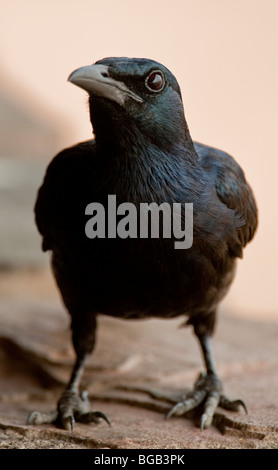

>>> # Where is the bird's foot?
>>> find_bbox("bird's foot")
[28,389,111,431]
[167,372,247,430]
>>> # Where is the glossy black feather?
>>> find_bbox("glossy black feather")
[35,57,257,335]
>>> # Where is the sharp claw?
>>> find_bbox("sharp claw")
[166,408,175,420]
[166,402,183,420]
[166,388,208,421]
[200,414,206,431]
[219,395,248,414]
[70,415,75,431]
[200,411,214,430]
[236,399,248,414]
[93,411,112,426]
[62,414,75,432]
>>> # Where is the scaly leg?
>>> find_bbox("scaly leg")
[28,313,110,430]
[167,333,247,429]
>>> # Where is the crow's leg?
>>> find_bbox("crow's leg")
[167,331,247,429]
[28,313,110,430]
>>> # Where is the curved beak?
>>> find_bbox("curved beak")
[68,64,143,106]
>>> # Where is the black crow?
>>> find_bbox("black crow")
[29,57,257,431]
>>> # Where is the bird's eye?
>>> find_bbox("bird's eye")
[145,71,165,92]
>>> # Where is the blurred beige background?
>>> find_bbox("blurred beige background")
[0,0,277,320]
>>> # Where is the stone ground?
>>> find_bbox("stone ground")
[0,268,277,450]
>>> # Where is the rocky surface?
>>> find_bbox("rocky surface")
[0,269,277,449]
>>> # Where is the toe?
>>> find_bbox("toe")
[200,391,220,430]
[27,411,42,425]
[219,395,248,414]
[61,414,75,431]
[27,410,58,425]
[166,388,206,420]
[78,410,111,426]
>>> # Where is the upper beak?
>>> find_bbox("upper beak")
[68,64,143,106]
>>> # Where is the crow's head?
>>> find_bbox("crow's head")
[68,57,190,149]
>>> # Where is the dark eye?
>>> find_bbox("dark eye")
[145,71,165,92]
